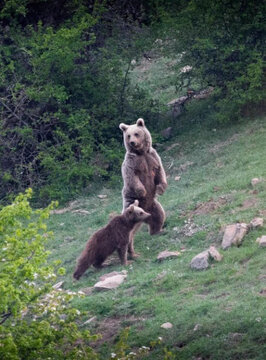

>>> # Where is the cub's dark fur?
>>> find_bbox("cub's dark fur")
[73,201,150,280]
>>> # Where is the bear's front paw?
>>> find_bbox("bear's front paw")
[156,184,166,195]
[136,187,147,198]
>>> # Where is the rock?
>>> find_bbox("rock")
[52,281,64,290]
[161,322,173,329]
[161,127,173,139]
[221,223,248,250]
[175,176,181,181]
[193,324,201,331]
[98,194,107,199]
[81,287,94,295]
[249,217,263,229]
[259,289,266,297]
[94,271,127,291]
[72,209,90,215]
[208,246,223,261]
[83,316,97,325]
[256,235,266,247]
[157,250,180,261]
[190,250,210,270]
[99,270,127,282]
[251,178,261,186]
[229,333,244,342]
[155,270,167,281]
[190,246,223,270]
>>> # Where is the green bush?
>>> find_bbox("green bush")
[0,189,101,359]
[155,0,265,123]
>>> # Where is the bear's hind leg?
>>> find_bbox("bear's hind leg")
[146,200,165,235]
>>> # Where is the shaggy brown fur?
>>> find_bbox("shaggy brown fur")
[119,118,167,258]
[73,201,150,280]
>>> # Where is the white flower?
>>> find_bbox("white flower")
[111,353,116,358]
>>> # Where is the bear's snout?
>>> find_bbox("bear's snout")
[130,141,136,146]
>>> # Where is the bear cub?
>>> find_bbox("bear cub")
[73,200,150,280]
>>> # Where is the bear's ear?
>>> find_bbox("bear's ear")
[133,200,139,207]
[136,118,145,127]
[119,123,129,132]
[128,204,134,214]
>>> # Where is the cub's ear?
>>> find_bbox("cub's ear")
[133,200,139,207]
[136,118,145,127]
[128,204,134,213]
[119,123,129,132]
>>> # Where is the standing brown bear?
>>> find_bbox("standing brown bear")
[119,118,167,258]
[73,200,150,280]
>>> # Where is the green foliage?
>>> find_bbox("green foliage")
[0,0,156,205]
[0,189,100,359]
[155,0,265,123]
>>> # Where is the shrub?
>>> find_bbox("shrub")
[0,189,99,359]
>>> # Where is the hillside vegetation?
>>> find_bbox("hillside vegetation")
[0,1,265,358]
[47,114,266,359]
[0,0,264,204]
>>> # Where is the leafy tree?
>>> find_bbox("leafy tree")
[154,0,265,122]
[0,0,156,204]
[0,189,100,359]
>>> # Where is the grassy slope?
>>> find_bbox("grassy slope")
[47,115,266,359]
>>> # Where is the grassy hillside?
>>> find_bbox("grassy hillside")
[46,115,266,359]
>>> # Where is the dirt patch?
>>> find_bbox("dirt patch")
[174,218,205,237]
[241,197,258,210]
[93,317,121,346]
[209,134,239,153]
[188,196,228,217]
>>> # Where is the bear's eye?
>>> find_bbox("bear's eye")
[134,133,139,137]
[140,212,143,215]
[128,135,130,139]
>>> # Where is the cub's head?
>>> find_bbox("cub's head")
[125,200,151,222]
[119,118,152,154]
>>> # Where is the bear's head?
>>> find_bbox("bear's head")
[125,200,151,222]
[119,118,152,154]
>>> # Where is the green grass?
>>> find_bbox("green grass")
[47,116,266,359]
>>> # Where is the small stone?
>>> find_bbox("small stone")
[83,316,97,325]
[157,250,180,261]
[99,270,127,282]
[259,289,266,297]
[155,270,167,281]
[52,281,64,289]
[193,324,201,331]
[94,271,127,291]
[251,178,261,186]
[98,194,107,199]
[222,223,248,250]
[81,287,94,295]
[249,217,263,229]
[190,250,210,270]
[72,209,90,215]
[229,333,243,342]
[161,322,173,329]
[256,235,266,247]
[175,176,181,181]
[208,246,223,261]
